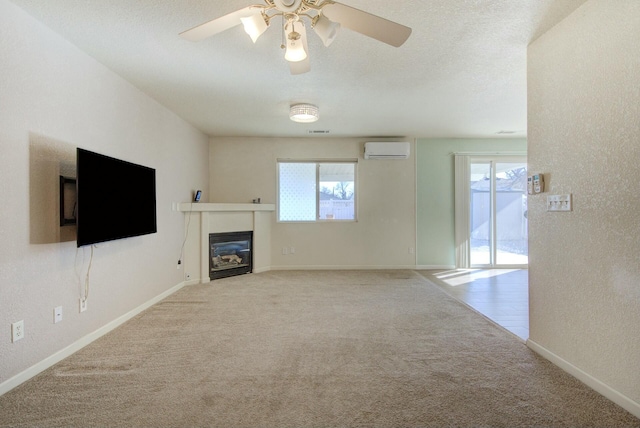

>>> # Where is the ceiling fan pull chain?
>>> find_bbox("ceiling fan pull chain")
[280,14,286,50]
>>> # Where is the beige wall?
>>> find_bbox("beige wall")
[0,0,209,386]
[209,137,416,269]
[528,0,640,409]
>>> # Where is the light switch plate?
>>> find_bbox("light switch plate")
[54,306,63,323]
[547,194,572,212]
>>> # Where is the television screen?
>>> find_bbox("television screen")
[76,148,157,247]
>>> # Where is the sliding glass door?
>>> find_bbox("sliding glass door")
[469,158,528,267]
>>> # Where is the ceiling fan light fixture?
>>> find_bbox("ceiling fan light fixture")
[290,104,319,123]
[284,22,308,62]
[313,15,340,47]
[181,0,412,75]
[241,12,269,43]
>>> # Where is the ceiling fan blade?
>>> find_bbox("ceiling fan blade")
[180,6,257,42]
[321,2,411,47]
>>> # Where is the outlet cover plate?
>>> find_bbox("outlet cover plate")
[11,320,24,342]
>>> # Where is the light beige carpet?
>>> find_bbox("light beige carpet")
[0,270,638,427]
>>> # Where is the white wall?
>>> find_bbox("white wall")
[528,0,640,413]
[0,0,209,388]
[209,137,416,269]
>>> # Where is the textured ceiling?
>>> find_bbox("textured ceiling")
[9,0,587,138]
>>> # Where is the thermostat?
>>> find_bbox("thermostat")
[527,174,544,194]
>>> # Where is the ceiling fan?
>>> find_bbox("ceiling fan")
[180,0,412,74]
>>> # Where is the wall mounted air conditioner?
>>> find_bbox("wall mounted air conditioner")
[364,142,410,160]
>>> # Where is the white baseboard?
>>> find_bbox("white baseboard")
[271,265,419,271]
[199,266,420,276]
[527,339,640,419]
[0,281,187,397]
[194,266,453,278]
[415,265,456,270]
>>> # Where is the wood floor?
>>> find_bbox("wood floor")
[420,269,529,341]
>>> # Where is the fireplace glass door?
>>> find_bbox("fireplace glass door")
[209,231,252,280]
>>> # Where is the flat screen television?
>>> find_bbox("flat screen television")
[76,148,157,247]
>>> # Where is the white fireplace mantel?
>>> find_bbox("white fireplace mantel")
[179,203,275,283]
[178,203,275,213]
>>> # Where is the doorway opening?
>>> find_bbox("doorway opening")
[469,158,528,267]
[455,155,528,269]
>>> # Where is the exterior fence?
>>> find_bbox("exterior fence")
[471,191,528,254]
[319,199,355,220]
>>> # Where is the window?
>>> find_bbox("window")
[278,161,357,222]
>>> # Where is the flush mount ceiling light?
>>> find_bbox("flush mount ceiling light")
[290,103,319,123]
[180,0,412,75]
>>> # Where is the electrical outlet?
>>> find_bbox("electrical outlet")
[282,247,288,255]
[185,273,191,280]
[54,306,63,323]
[290,247,296,254]
[409,247,415,254]
[79,298,88,313]
[11,320,24,343]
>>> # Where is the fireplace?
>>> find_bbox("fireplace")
[209,231,253,280]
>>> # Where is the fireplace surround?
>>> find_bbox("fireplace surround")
[178,203,275,283]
